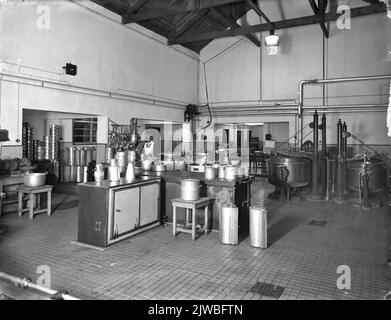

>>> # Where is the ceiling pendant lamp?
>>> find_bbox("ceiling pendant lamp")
[265,30,280,55]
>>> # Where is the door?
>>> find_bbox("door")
[112,187,140,239]
[139,183,160,227]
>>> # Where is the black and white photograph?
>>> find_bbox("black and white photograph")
[0,0,390,307]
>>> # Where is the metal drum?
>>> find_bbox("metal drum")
[74,148,81,166]
[220,204,238,245]
[181,179,200,201]
[268,155,312,187]
[68,147,76,165]
[62,165,72,182]
[346,156,387,193]
[249,206,267,248]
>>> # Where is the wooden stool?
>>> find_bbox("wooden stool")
[171,197,212,241]
[18,185,53,220]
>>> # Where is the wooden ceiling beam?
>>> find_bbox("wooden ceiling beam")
[246,0,274,28]
[209,7,260,47]
[308,0,329,38]
[122,0,149,23]
[168,3,386,45]
[123,0,246,24]
[171,10,210,38]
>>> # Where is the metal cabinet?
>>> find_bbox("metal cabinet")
[111,187,140,239]
[78,178,161,247]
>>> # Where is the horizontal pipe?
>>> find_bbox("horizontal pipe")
[0,272,80,300]
[303,104,388,109]
[0,72,188,110]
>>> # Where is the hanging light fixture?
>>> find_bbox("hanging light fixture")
[265,30,280,55]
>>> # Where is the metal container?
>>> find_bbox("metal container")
[62,165,72,182]
[225,165,237,181]
[142,159,153,171]
[23,173,46,188]
[80,147,87,166]
[74,148,81,166]
[175,160,187,171]
[346,156,387,193]
[242,166,250,177]
[106,147,114,164]
[205,166,216,180]
[249,206,267,248]
[68,147,76,165]
[218,166,225,179]
[181,179,200,201]
[153,164,167,172]
[134,166,143,176]
[70,166,76,182]
[115,152,127,176]
[128,150,137,163]
[76,166,84,183]
[268,155,312,187]
[220,204,238,245]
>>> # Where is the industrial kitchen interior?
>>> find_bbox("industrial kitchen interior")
[0,0,391,304]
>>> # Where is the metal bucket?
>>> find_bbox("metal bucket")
[181,179,200,201]
[220,204,238,245]
[249,206,267,248]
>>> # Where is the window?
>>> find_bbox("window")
[73,118,97,144]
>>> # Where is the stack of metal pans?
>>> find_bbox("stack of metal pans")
[44,136,50,160]
[49,125,61,160]
[22,122,34,159]
[32,140,45,160]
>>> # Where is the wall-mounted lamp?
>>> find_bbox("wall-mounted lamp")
[265,30,280,55]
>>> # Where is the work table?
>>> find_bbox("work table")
[79,176,160,189]
[140,170,252,187]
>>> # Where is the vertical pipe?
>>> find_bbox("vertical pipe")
[336,119,344,200]
[322,114,327,156]
[312,110,319,197]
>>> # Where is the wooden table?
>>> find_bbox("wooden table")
[17,185,53,220]
[0,174,24,218]
[171,197,212,241]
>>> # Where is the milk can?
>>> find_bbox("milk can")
[204,166,216,180]
[249,206,267,248]
[220,204,238,245]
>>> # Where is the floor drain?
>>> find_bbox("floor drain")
[309,220,328,227]
[250,281,285,299]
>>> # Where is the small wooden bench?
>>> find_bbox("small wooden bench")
[171,197,212,241]
[18,185,53,220]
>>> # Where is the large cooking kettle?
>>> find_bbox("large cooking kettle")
[268,152,312,188]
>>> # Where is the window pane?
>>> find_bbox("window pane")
[73,118,98,144]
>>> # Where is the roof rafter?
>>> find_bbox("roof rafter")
[308,0,329,38]
[122,0,246,24]
[168,3,387,45]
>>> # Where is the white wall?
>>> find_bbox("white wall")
[0,0,199,158]
[199,0,391,147]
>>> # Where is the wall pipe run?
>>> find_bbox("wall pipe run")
[311,111,320,198]
[298,74,391,149]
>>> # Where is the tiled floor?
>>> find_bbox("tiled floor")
[0,178,390,300]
